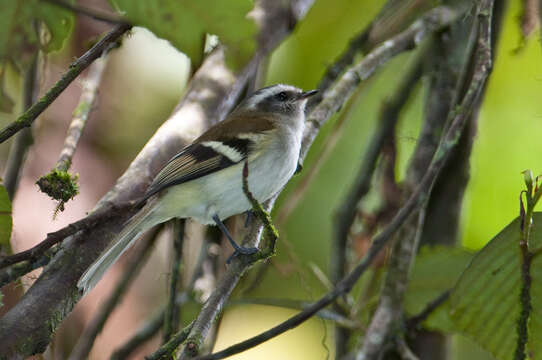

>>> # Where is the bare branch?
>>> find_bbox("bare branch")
[163,220,186,344]
[299,6,457,161]
[0,24,130,144]
[310,0,437,108]
[146,322,195,360]
[0,248,58,288]
[0,201,133,270]
[406,289,451,331]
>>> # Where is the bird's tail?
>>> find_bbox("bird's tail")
[77,199,160,294]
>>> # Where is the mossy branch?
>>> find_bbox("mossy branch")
[515,169,542,360]
[241,161,279,260]
[36,54,109,213]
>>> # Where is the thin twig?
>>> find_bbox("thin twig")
[146,322,195,360]
[36,56,109,210]
[41,0,128,25]
[406,289,451,331]
[111,310,168,360]
[233,298,361,329]
[309,0,437,109]
[163,220,186,345]
[3,54,38,200]
[68,226,161,360]
[299,6,457,161]
[191,4,492,358]
[59,57,107,172]
[0,201,134,270]
[0,248,58,288]
[0,24,131,144]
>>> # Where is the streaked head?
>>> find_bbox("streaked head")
[240,84,318,117]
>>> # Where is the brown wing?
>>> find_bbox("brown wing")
[196,111,275,142]
[143,112,276,200]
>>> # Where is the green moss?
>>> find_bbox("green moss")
[72,100,91,118]
[36,169,79,212]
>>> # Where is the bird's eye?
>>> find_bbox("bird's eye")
[275,91,288,101]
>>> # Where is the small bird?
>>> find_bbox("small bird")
[78,84,318,293]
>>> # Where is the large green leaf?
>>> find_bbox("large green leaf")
[404,246,473,332]
[0,0,74,65]
[0,183,12,250]
[450,213,542,360]
[109,0,257,69]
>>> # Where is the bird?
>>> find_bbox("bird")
[77,84,318,293]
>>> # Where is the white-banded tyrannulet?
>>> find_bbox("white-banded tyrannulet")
[78,84,318,293]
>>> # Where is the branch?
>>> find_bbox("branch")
[310,0,437,108]
[299,6,456,161]
[191,4,494,358]
[0,24,130,144]
[146,322,195,360]
[406,289,451,331]
[0,201,133,270]
[36,55,108,211]
[68,227,161,360]
[163,220,186,344]
[0,248,58,288]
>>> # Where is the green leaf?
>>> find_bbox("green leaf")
[404,246,473,332]
[109,0,257,69]
[0,0,74,66]
[449,213,542,360]
[0,183,12,249]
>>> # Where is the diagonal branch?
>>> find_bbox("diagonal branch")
[37,55,109,210]
[0,24,131,144]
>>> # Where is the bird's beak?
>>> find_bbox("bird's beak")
[297,89,318,100]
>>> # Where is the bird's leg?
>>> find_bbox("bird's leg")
[212,214,258,263]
